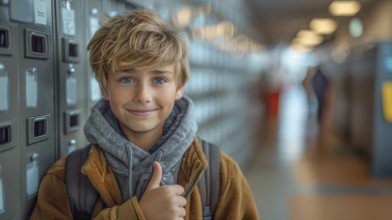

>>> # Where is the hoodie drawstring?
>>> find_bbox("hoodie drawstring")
[125,144,133,198]
[154,150,163,163]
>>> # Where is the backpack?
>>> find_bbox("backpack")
[65,138,221,220]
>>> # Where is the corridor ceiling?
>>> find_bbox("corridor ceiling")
[242,0,381,47]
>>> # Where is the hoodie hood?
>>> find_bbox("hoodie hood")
[84,96,198,199]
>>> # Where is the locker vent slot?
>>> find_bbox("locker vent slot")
[0,125,11,145]
[64,110,80,133]
[34,119,47,137]
[31,34,45,53]
[0,28,9,48]
[25,29,48,59]
[62,38,79,63]
[27,115,49,145]
[68,42,78,58]
[70,114,79,127]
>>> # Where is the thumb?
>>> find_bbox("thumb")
[145,161,162,191]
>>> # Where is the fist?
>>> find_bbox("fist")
[139,161,187,220]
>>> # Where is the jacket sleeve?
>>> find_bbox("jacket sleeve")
[214,152,259,220]
[92,197,146,219]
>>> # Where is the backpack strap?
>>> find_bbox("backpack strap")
[198,138,221,220]
[65,145,99,220]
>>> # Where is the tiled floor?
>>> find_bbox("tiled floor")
[245,85,392,220]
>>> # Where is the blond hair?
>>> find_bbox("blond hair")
[87,9,190,91]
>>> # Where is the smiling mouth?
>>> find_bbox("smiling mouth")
[127,109,156,117]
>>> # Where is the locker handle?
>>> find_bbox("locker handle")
[0,120,15,151]
[27,115,50,145]
[33,118,47,137]
[0,28,9,49]
[0,124,11,145]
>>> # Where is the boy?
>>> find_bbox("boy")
[30,9,258,219]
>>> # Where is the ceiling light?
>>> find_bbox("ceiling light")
[329,1,361,16]
[296,30,323,46]
[310,18,337,34]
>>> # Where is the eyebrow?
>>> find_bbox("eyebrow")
[116,68,173,75]
[116,67,135,73]
[150,69,173,75]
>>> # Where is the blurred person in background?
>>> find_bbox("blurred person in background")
[302,66,317,117]
[311,65,331,124]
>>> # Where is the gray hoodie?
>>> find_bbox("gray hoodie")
[84,96,198,201]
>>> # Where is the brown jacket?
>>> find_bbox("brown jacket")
[30,138,259,219]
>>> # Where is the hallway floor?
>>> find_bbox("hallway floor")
[245,85,392,220]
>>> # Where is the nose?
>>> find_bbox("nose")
[133,83,151,103]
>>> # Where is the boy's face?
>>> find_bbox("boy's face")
[102,64,184,143]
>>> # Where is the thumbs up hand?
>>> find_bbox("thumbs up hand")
[139,161,187,220]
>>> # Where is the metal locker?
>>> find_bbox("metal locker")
[53,0,88,157]
[0,2,21,218]
[8,0,56,217]
[372,42,392,177]
[346,42,392,177]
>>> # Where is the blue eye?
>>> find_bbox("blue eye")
[120,77,134,84]
[153,78,167,85]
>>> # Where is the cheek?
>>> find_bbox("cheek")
[156,90,177,106]
[107,88,131,104]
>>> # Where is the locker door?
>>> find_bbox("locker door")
[9,0,57,217]
[54,0,88,157]
[85,0,104,111]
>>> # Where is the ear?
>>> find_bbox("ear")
[175,86,184,100]
[101,88,109,100]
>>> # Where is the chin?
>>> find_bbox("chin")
[131,124,159,133]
